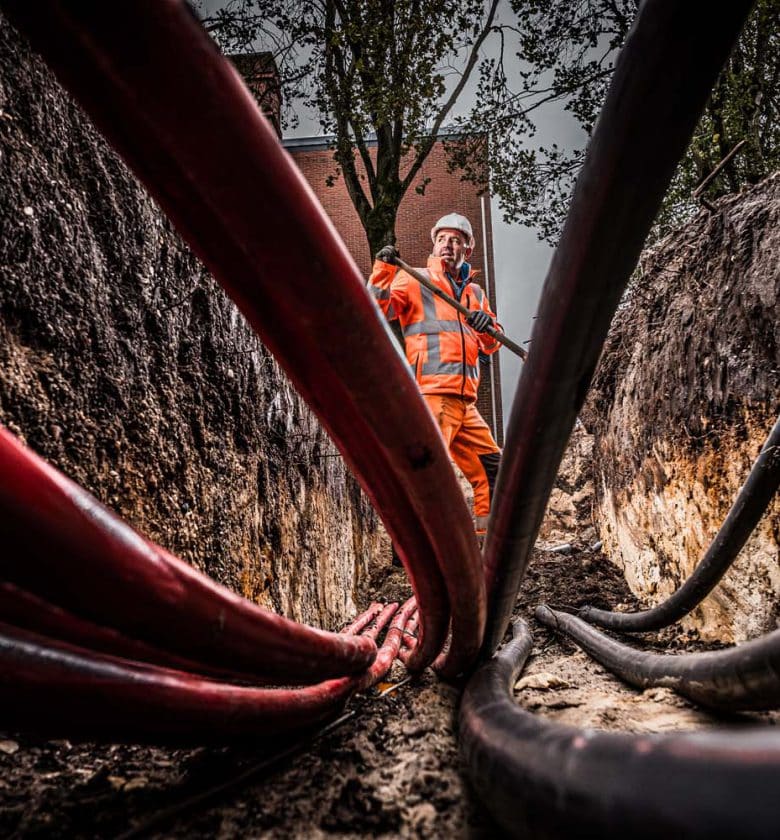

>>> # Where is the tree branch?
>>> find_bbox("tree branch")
[402,0,500,193]
[323,0,373,218]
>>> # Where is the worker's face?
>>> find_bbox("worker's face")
[433,229,472,271]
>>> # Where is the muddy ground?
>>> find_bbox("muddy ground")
[4,544,776,839]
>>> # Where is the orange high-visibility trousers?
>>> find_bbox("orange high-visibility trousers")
[423,394,501,534]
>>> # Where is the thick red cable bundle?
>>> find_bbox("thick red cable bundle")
[0,427,376,683]
[0,583,255,681]
[0,418,415,733]
[0,602,408,741]
[0,0,485,678]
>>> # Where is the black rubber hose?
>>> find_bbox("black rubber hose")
[579,413,780,632]
[537,605,780,711]
[460,619,780,839]
[481,0,756,655]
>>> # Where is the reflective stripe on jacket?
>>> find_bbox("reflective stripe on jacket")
[368,255,502,402]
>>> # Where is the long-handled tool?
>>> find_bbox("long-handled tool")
[395,257,528,360]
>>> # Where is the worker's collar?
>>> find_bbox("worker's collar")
[445,261,471,299]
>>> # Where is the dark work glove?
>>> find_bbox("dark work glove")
[375,244,399,265]
[467,309,494,333]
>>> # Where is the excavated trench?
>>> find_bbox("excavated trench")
[0,547,688,838]
[6,539,777,838]
[1,3,778,838]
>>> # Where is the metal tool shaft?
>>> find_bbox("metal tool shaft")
[395,257,528,360]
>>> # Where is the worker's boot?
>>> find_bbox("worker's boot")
[475,514,489,552]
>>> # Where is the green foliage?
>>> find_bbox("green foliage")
[454,0,780,243]
[656,0,780,238]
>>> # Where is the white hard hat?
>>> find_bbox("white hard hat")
[430,213,475,249]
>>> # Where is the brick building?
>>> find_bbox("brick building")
[231,56,503,442]
[229,52,282,136]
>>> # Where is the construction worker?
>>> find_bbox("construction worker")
[369,213,502,540]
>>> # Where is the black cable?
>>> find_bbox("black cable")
[537,605,780,711]
[579,412,780,632]
[482,0,756,656]
[460,619,780,839]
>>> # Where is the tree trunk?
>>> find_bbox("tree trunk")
[363,202,400,263]
[361,200,405,346]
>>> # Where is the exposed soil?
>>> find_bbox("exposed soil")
[0,12,381,631]
[583,173,779,642]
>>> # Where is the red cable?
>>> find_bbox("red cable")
[0,428,376,683]
[0,0,485,676]
[0,602,403,741]
[341,603,385,635]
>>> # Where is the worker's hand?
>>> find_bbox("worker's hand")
[467,310,494,333]
[375,244,399,265]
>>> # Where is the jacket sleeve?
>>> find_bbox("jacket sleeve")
[473,286,503,355]
[367,259,409,322]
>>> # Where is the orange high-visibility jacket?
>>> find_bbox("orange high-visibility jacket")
[369,256,502,402]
